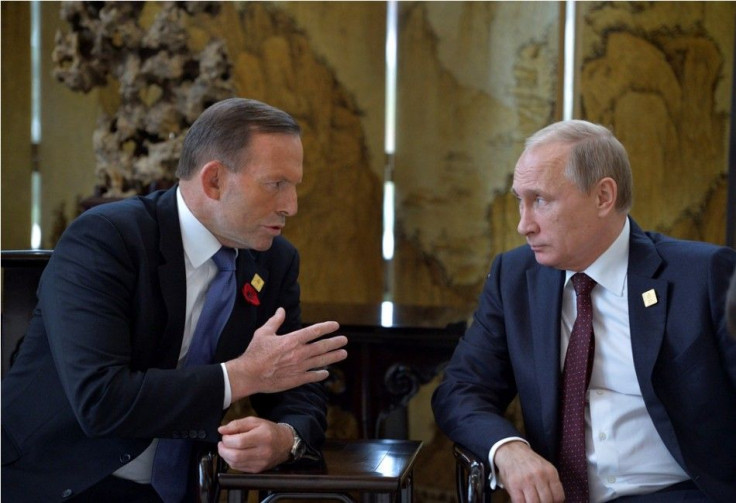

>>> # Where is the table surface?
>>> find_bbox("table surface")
[218,439,423,493]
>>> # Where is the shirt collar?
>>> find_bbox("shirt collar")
[177,187,222,269]
[565,217,630,296]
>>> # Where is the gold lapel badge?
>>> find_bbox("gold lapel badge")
[251,273,265,292]
[642,289,658,307]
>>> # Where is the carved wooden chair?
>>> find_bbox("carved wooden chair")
[454,443,490,503]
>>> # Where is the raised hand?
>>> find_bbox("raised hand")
[225,307,348,400]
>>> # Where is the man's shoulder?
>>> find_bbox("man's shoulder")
[57,189,177,261]
[498,244,538,268]
[642,229,732,259]
[80,189,171,221]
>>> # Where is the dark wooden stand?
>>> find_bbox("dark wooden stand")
[301,302,470,439]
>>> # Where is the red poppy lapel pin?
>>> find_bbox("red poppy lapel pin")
[242,273,264,306]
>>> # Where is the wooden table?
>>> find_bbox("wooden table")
[301,302,470,439]
[199,439,423,503]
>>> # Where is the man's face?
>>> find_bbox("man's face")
[213,133,303,251]
[511,142,604,271]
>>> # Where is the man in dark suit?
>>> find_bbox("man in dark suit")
[433,120,736,502]
[1,98,348,502]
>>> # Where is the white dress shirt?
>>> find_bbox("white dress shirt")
[489,218,689,501]
[114,187,233,483]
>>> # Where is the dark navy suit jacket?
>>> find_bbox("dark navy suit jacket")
[1,187,327,501]
[432,218,736,502]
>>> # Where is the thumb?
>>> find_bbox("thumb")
[256,307,286,336]
[218,416,259,435]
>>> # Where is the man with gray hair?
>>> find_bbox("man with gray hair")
[433,120,736,502]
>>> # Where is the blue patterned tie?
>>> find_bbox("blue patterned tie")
[152,247,237,502]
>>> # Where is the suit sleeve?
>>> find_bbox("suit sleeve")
[40,212,225,441]
[710,246,736,388]
[432,253,525,462]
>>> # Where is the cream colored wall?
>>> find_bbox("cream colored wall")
[2,2,32,249]
[393,2,560,309]
[37,1,99,248]
[278,1,387,184]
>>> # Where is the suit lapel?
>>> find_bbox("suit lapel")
[156,187,188,367]
[528,265,565,452]
[626,220,667,387]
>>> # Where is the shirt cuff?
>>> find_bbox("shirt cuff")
[488,437,529,490]
[221,363,232,409]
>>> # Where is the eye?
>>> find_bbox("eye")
[534,196,547,206]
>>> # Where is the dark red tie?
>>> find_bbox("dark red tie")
[558,272,596,503]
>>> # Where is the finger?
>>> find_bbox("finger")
[307,335,348,353]
[220,431,256,449]
[255,307,286,336]
[303,347,348,371]
[551,480,565,502]
[291,321,341,344]
[218,441,256,466]
[218,416,259,435]
[276,368,331,390]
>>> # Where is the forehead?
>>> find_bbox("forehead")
[241,133,303,170]
[512,143,570,194]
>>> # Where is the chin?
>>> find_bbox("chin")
[251,239,275,252]
[532,251,558,268]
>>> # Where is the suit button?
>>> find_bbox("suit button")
[189,430,197,439]
[120,453,132,463]
[198,430,206,439]
[61,489,73,498]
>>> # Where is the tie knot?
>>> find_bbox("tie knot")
[212,247,236,271]
[572,272,596,297]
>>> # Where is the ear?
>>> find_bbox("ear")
[199,161,227,201]
[596,177,618,216]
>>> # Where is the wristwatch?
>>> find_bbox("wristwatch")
[281,423,306,462]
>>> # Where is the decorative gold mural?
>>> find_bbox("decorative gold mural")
[3,2,732,502]
[579,1,733,244]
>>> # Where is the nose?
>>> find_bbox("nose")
[279,185,298,217]
[517,202,537,237]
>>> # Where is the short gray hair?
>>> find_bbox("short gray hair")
[525,120,633,212]
[176,98,301,180]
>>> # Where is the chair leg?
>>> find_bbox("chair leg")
[197,451,218,503]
